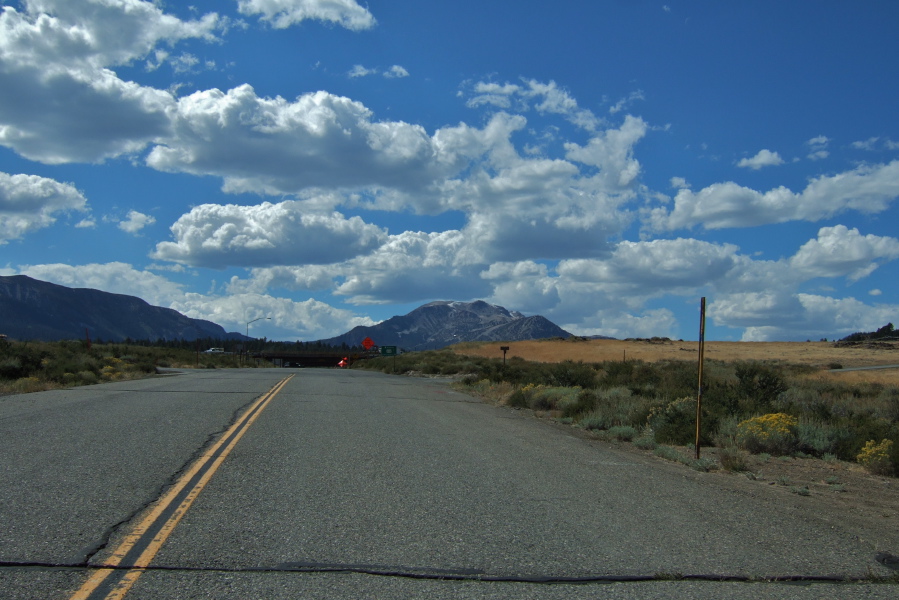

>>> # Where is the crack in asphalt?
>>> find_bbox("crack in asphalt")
[1,559,890,585]
[76,392,272,566]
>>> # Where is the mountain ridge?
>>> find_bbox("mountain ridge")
[317,300,572,351]
[0,275,245,342]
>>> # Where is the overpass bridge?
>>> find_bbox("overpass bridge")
[248,351,373,368]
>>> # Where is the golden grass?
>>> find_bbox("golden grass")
[451,339,899,385]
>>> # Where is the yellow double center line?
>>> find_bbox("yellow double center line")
[71,375,294,600]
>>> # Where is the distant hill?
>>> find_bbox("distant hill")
[838,323,898,344]
[317,300,572,351]
[0,275,246,342]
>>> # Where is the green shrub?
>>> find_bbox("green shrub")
[506,387,531,408]
[797,418,851,457]
[77,370,98,384]
[633,435,657,450]
[734,362,787,412]
[560,389,595,418]
[608,426,637,441]
[546,360,597,388]
[648,396,698,445]
[718,446,749,472]
[530,386,579,411]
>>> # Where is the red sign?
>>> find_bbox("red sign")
[361,337,375,350]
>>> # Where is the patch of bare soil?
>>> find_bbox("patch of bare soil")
[647,444,899,555]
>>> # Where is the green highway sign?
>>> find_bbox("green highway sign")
[380,346,398,356]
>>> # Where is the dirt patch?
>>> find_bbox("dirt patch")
[636,443,899,551]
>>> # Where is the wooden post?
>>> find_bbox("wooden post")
[695,297,706,459]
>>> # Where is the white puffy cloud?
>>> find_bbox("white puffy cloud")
[564,115,647,189]
[701,226,899,340]
[225,229,490,305]
[0,0,222,163]
[734,294,899,342]
[146,85,449,194]
[737,149,784,170]
[466,78,601,131]
[151,201,388,268]
[384,65,409,79]
[481,261,561,314]
[646,160,899,231]
[2,1,221,72]
[170,292,376,340]
[790,225,899,281]
[0,64,174,164]
[0,172,89,242]
[332,230,489,304]
[558,238,738,293]
[237,0,376,31]
[118,209,156,234]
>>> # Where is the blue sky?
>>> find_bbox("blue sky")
[2,0,898,342]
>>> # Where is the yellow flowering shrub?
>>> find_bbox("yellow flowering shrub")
[857,439,894,476]
[736,412,798,455]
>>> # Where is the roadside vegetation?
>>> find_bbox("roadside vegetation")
[0,338,257,395]
[358,348,899,476]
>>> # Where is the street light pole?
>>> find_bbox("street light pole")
[245,316,271,365]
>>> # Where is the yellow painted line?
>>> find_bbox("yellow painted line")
[70,375,294,600]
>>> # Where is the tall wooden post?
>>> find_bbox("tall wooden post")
[695,297,706,459]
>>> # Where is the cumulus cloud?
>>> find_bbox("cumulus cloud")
[737,149,784,170]
[564,115,647,189]
[466,78,601,131]
[646,160,899,230]
[145,85,451,194]
[118,210,156,234]
[151,201,387,268]
[482,261,561,314]
[558,238,738,292]
[0,0,223,163]
[237,0,376,31]
[789,225,899,281]
[226,229,489,305]
[0,172,89,242]
[733,294,899,341]
[170,292,376,340]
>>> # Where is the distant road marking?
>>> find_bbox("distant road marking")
[70,375,294,600]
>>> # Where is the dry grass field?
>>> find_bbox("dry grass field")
[453,339,899,385]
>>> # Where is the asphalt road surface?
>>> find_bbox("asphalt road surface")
[1,368,897,599]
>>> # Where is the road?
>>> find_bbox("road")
[1,368,897,599]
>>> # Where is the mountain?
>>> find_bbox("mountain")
[318,300,572,351]
[0,275,245,342]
